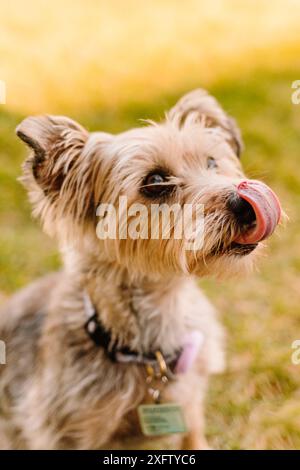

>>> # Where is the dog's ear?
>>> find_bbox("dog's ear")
[16,115,89,192]
[167,89,243,158]
[16,115,99,234]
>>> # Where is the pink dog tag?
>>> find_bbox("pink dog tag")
[174,331,204,374]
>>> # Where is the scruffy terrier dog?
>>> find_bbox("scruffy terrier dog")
[0,90,281,449]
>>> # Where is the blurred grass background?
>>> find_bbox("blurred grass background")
[1,0,300,449]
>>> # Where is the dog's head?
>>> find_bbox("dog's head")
[16,89,281,277]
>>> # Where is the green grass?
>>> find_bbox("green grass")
[1,67,300,449]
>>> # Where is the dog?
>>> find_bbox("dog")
[0,89,281,449]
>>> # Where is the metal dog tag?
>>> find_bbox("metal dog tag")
[138,403,187,436]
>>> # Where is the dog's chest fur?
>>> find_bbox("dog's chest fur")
[0,267,223,449]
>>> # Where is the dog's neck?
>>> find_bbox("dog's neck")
[65,250,191,355]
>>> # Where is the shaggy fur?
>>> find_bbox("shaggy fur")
[0,89,265,449]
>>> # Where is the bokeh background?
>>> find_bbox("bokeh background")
[1,0,300,449]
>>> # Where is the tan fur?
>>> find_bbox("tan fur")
[0,89,265,449]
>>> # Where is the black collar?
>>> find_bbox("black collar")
[83,291,180,369]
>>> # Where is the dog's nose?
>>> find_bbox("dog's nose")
[227,193,256,226]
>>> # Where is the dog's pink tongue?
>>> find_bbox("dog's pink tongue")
[234,180,281,244]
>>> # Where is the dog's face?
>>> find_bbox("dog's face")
[16,90,281,277]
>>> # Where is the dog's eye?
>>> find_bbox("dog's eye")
[207,156,218,169]
[141,171,174,198]
[146,174,165,185]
